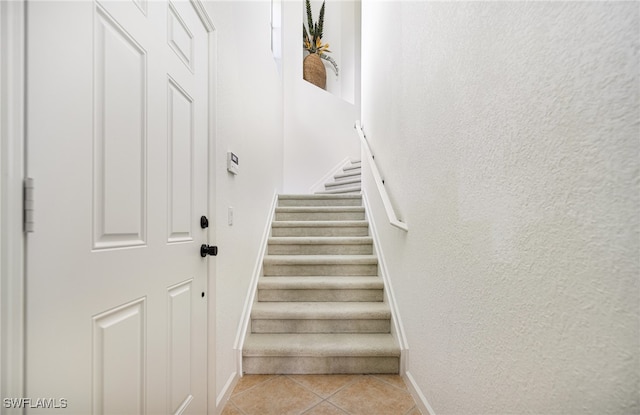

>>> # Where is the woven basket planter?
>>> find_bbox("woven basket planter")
[303,53,326,90]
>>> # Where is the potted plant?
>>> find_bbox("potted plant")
[303,0,338,89]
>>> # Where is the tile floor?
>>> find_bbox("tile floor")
[220,374,423,415]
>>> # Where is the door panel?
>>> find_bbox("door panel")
[167,77,194,243]
[92,299,146,415]
[26,1,210,414]
[94,4,147,249]
[167,280,194,413]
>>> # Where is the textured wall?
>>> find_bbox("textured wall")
[204,1,284,404]
[361,2,639,413]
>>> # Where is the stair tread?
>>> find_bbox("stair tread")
[335,170,361,179]
[243,333,399,357]
[316,186,362,194]
[334,175,361,183]
[275,206,364,212]
[264,255,377,264]
[268,236,372,245]
[279,194,362,201]
[325,178,361,188]
[258,276,383,289]
[252,302,390,319]
[272,220,368,227]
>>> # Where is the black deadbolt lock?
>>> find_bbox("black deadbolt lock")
[200,244,218,257]
[200,216,209,229]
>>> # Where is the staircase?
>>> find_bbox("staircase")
[316,160,362,194]
[242,183,400,374]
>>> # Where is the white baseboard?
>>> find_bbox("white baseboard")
[404,371,436,415]
[232,190,279,375]
[308,157,352,194]
[215,371,240,414]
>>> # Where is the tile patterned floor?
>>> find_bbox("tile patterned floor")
[220,374,422,415]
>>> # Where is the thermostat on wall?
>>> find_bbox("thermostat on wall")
[227,152,239,175]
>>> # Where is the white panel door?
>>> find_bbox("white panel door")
[25,1,210,414]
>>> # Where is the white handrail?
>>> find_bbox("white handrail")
[355,121,408,232]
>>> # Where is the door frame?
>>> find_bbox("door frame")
[188,2,219,413]
[0,1,218,412]
[0,0,25,410]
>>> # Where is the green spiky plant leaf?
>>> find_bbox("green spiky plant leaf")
[306,0,314,38]
[317,2,325,40]
[303,0,338,76]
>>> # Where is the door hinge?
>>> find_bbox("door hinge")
[24,177,34,233]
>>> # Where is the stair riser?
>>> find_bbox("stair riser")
[327,177,361,187]
[278,198,362,207]
[271,227,368,237]
[324,184,362,193]
[332,177,361,186]
[258,289,383,302]
[242,356,399,374]
[334,171,361,180]
[252,319,390,334]
[263,264,378,276]
[268,243,372,255]
[317,187,361,195]
[343,164,362,172]
[278,195,362,207]
[275,211,365,221]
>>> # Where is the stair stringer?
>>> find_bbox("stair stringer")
[233,191,279,377]
[361,190,409,375]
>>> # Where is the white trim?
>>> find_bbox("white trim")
[362,191,409,374]
[232,191,279,375]
[404,371,437,415]
[190,0,215,33]
[308,156,352,194]
[355,121,408,232]
[0,1,25,412]
[215,371,239,415]
[195,2,216,413]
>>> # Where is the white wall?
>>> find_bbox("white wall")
[283,0,359,193]
[203,0,284,405]
[361,2,639,414]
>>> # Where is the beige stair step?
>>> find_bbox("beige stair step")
[244,333,399,356]
[343,163,362,172]
[257,276,383,302]
[326,177,361,188]
[268,236,373,255]
[316,185,362,195]
[243,333,399,374]
[263,255,378,276]
[271,221,369,237]
[251,302,391,333]
[278,194,362,207]
[323,183,362,193]
[275,206,365,221]
[252,301,390,319]
[258,276,383,288]
[334,171,361,181]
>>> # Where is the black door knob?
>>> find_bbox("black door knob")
[200,244,218,257]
